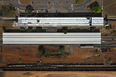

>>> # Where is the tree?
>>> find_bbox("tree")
[36,27,42,32]
[27,27,32,32]
[2,26,6,31]
[75,0,83,4]
[38,45,45,55]
[25,7,32,15]
[62,27,68,34]
[59,46,65,52]
[91,5,101,13]
[20,27,25,31]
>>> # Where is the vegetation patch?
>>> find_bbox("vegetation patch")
[106,58,113,64]
[62,27,68,34]
[0,71,4,77]
[20,27,25,31]
[75,0,83,4]
[59,46,65,52]
[27,27,32,32]
[91,5,101,13]
[37,46,71,59]
[25,5,33,16]
[36,27,42,32]
[0,4,16,17]
[88,1,101,13]
[38,45,45,55]
[18,58,23,63]
[106,25,114,30]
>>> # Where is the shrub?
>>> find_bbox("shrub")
[62,27,68,34]
[59,46,65,52]
[36,27,42,32]
[75,0,83,4]
[91,6,101,13]
[38,45,45,55]
[27,27,32,32]
[20,27,25,31]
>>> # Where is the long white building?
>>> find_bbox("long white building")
[13,17,104,27]
[3,33,101,45]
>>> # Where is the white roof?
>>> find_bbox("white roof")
[17,17,90,27]
[92,17,104,26]
[3,33,101,44]
[18,20,37,24]
[15,17,105,27]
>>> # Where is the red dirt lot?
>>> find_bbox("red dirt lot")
[101,21,116,36]
[103,48,116,64]
[0,46,103,65]
[20,0,32,5]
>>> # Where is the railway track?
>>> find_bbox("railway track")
[1,63,116,71]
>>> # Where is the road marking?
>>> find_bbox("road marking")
[71,4,73,11]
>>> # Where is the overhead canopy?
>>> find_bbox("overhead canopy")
[92,17,104,26]
[14,17,91,27]
[3,33,101,45]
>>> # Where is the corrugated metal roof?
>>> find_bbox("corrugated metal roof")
[16,17,90,27]
[15,17,104,27]
[92,17,104,26]
[3,33,101,45]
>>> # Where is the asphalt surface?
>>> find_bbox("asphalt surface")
[102,37,116,40]
[0,0,92,12]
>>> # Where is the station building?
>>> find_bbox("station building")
[13,17,104,27]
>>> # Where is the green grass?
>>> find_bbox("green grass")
[75,0,83,4]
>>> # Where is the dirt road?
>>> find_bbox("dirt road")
[4,71,116,77]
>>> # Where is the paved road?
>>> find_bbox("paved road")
[0,0,92,12]
[102,37,116,40]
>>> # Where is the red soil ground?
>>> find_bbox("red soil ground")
[4,71,116,77]
[0,46,103,65]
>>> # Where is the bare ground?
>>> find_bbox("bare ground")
[4,71,116,77]
[20,0,32,5]
[0,45,103,65]
[103,0,116,18]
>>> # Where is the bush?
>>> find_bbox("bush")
[20,27,25,31]
[27,27,32,32]
[38,45,45,55]
[36,27,42,32]
[75,0,83,4]
[2,26,6,31]
[62,27,68,34]
[91,6,101,13]
[59,46,65,52]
